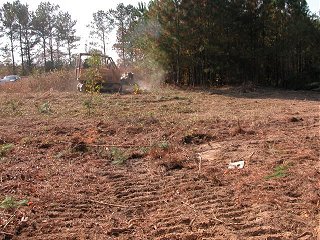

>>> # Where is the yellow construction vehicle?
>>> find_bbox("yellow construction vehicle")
[76,53,132,92]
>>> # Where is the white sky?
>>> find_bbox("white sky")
[0,0,149,60]
[0,0,319,60]
[307,0,320,13]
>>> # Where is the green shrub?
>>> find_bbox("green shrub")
[37,101,52,114]
[110,147,128,165]
[0,196,28,209]
[265,165,289,180]
[0,143,14,157]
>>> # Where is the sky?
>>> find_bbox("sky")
[0,0,319,60]
[307,0,320,13]
[0,0,149,60]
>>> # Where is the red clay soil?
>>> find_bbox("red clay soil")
[0,86,319,240]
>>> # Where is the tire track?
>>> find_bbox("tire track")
[36,150,309,240]
[29,200,108,239]
[102,165,287,239]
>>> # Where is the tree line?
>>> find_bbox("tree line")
[1,0,319,89]
[0,1,137,75]
[0,1,79,74]
[134,0,320,89]
[88,0,320,89]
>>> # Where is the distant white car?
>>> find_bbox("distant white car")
[0,75,21,83]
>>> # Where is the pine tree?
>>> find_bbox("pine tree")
[33,2,59,70]
[56,11,79,66]
[111,3,138,67]
[87,10,114,57]
[0,2,17,73]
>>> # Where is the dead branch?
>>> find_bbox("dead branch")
[0,231,14,236]
[3,212,16,229]
[197,154,202,176]
[89,199,135,208]
[99,144,151,149]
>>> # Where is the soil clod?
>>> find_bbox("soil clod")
[71,141,88,152]
[289,116,303,122]
[182,133,214,145]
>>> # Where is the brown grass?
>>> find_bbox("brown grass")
[0,70,77,93]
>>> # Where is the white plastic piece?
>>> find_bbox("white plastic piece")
[77,83,84,92]
[228,160,245,169]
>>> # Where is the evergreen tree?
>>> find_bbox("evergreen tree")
[14,0,30,74]
[87,10,114,57]
[56,11,80,66]
[111,3,138,67]
[137,0,320,88]
[33,2,59,70]
[0,2,17,73]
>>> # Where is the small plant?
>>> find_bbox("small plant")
[133,83,142,94]
[82,53,103,116]
[7,99,22,114]
[0,143,14,157]
[158,141,169,150]
[83,98,95,115]
[109,147,128,165]
[265,164,289,180]
[140,147,150,155]
[147,141,171,159]
[37,101,52,114]
[0,196,28,209]
[21,137,32,146]
[84,53,103,94]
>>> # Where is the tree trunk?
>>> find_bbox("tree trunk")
[25,30,32,73]
[176,50,180,85]
[121,21,125,67]
[174,1,180,85]
[49,35,54,65]
[43,37,47,69]
[19,26,25,75]
[67,40,72,66]
[56,40,60,64]
[102,31,106,57]
[10,32,16,74]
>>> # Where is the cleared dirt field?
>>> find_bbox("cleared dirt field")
[0,86,319,239]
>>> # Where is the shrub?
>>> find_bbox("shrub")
[0,143,14,158]
[265,164,290,180]
[109,147,128,165]
[36,101,53,114]
[0,196,28,209]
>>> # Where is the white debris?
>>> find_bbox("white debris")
[228,160,245,169]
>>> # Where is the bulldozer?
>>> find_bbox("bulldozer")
[75,53,133,92]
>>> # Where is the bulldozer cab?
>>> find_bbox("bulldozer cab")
[75,53,122,92]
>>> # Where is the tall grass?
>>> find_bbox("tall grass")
[0,70,77,93]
